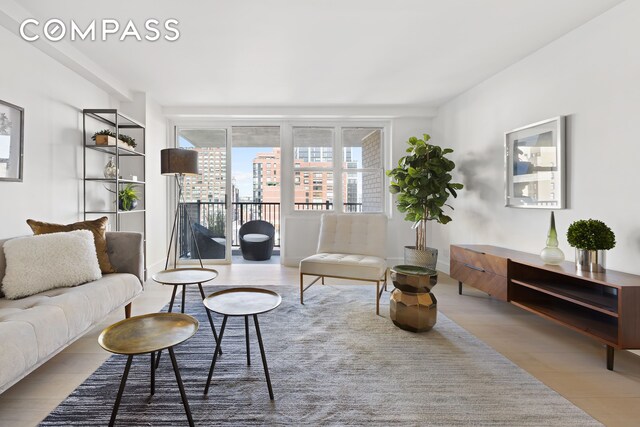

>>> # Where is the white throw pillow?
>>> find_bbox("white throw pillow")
[1,230,102,300]
[243,233,270,243]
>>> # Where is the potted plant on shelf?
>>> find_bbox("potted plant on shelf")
[566,219,615,272]
[118,184,139,211]
[92,129,137,150]
[387,134,463,268]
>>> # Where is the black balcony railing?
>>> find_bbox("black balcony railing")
[178,201,362,258]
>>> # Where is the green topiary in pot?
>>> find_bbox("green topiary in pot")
[567,219,616,250]
[566,219,615,272]
[386,133,463,267]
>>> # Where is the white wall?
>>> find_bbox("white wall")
[120,93,169,274]
[0,27,168,276]
[143,99,169,273]
[282,117,430,267]
[0,25,116,238]
[431,0,640,274]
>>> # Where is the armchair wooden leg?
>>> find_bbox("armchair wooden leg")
[300,273,304,305]
[376,281,380,316]
[124,303,132,319]
[321,276,325,285]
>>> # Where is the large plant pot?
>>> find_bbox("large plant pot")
[575,249,606,273]
[404,246,438,269]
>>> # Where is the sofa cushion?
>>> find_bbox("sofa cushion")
[2,230,102,300]
[0,321,39,389]
[0,273,142,391]
[27,216,116,274]
[300,253,386,281]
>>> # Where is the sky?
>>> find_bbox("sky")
[179,135,267,198]
[232,147,262,197]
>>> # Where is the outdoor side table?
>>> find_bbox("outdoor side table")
[98,312,198,427]
[152,267,222,366]
[202,287,282,400]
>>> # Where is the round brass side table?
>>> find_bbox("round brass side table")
[389,265,438,332]
[98,312,199,427]
[202,287,282,400]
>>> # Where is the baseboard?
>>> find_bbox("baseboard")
[436,258,450,275]
[282,256,302,268]
[147,258,166,278]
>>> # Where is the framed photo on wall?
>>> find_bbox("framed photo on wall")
[505,116,565,209]
[0,99,24,182]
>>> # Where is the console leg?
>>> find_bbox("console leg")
[458,281,463,295]
[607,345,614,371]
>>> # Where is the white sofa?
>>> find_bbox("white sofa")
[299,213,388,314]
[0,232,144,394]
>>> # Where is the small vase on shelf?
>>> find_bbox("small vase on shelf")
[104,157,118,179]
[540,211,565,265]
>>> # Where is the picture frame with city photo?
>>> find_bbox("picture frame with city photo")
[0,99,24,182]
[505,116,565,209]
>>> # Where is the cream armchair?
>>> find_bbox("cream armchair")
[299,213,388,315]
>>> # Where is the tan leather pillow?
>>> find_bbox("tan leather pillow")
[26,217,116,274]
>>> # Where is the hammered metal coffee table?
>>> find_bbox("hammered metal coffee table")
[98,312,198,427]
[202,287,282,399]
[152,267,222,366]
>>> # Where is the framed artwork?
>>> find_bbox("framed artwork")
[505,116,565,209]
[0,99,24,182]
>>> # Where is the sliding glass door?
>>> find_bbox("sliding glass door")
[176,128,230,262]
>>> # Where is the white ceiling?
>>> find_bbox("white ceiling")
[19,0,624,108]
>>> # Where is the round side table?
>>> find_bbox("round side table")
[152,267,222,366]
[389,265,438,333]
[98,312,198,427]
[202,287,282,400]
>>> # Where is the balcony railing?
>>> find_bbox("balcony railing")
[178,201,362,258]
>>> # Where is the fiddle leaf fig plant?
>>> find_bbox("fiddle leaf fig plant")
[386,134,463,251]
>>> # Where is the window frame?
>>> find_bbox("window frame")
[289,121,390,215]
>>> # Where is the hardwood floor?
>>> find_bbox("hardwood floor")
[1,264,639,426]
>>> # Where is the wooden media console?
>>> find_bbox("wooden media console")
[451,244,640,370]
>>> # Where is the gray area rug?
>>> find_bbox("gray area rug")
[41,285,600,426]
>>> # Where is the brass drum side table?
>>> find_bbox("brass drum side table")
[152,267,222,367]
[98,313,198,427]
[202,287,282,400]
[390,265,438,332]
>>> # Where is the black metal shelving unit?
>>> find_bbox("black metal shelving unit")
[83,109,146,277]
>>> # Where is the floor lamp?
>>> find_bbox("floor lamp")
[161,148,204,270]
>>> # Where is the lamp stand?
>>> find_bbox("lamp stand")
[164,174,204,270]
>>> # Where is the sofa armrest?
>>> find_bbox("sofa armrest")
[106,232,144,285]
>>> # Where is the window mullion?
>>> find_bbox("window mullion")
[334,126,343,212]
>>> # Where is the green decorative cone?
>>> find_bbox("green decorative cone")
[540,211,565,265]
